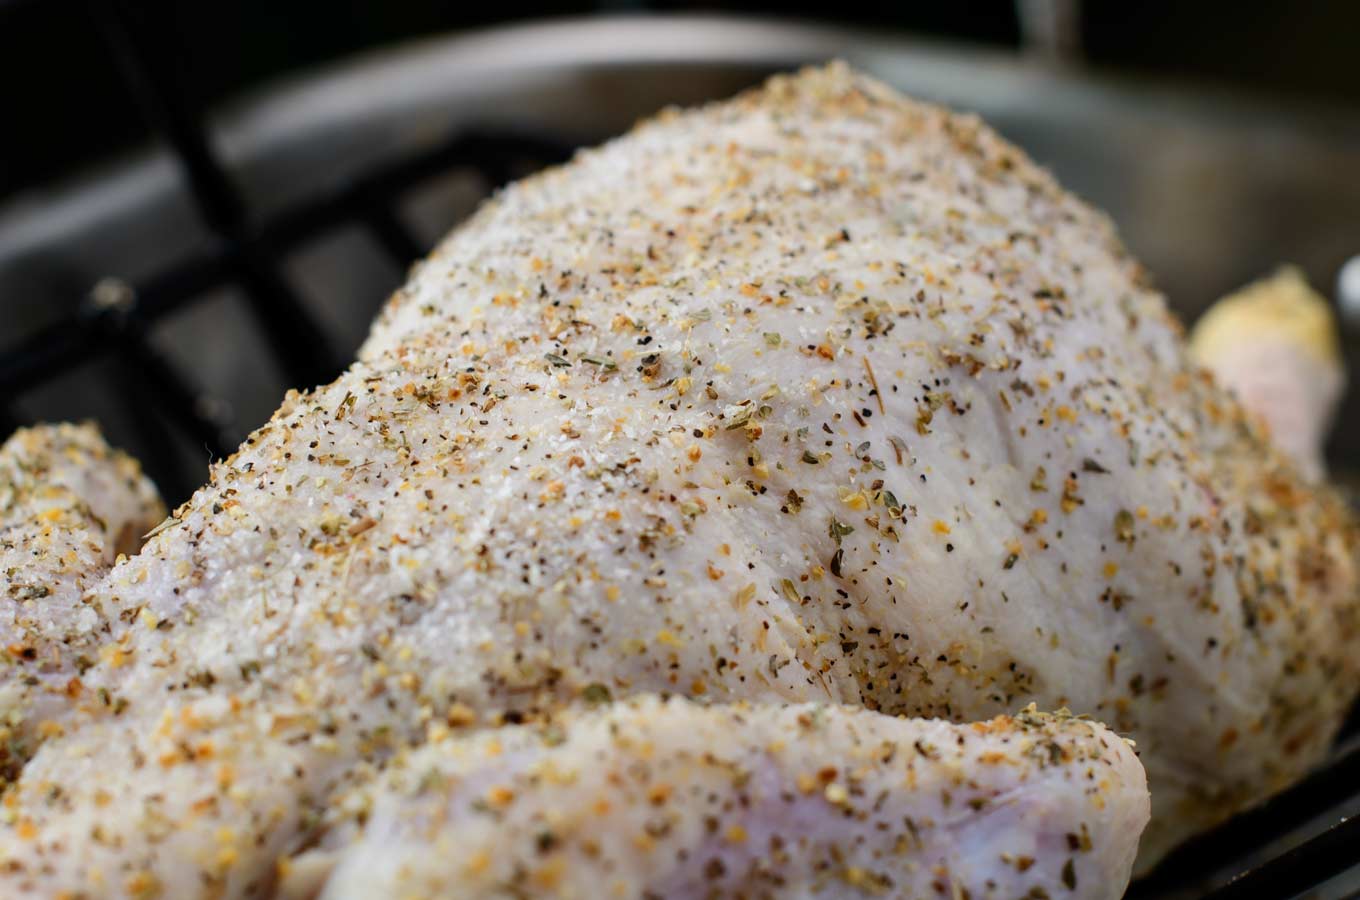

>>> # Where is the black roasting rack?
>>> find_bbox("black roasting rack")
[2,5,1359,898]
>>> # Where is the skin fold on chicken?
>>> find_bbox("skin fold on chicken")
[0,63,1354,897]
[0,424,163,779]
[282,698,1148,900]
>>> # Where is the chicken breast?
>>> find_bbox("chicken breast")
[0,63,1352,896]
[287,698,1147,900]
[0,423,162,777]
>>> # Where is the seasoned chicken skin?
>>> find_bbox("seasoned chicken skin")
[289,698,1147,900]
[0,424,162,775]
[0,63,1353,896]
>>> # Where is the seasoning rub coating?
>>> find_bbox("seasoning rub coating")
[290,698,1147,900]
[0,423,162,778]
[0,63,1354,897]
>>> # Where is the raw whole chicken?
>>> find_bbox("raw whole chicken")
[0,63,1355,898]
[286,698,1147,900]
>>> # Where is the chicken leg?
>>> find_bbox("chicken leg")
[287,698,1147,900]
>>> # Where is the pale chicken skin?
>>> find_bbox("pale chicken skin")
[288,698,1147,900]
[0,424,162,778]
[0,64,1353,897]
[1189,266,1345,481]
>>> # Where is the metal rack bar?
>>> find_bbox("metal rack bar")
[87,0,243,233]
[0,325,102,397]
[0,245,233,402]
[89,0,339,388]
[84,277,235,446]
[111,358,197,505]
[1204,814,1360,900]
[132,242,238,320]
[0,130,576,402]
[85,308,236,460]
[1130,737,1360,897]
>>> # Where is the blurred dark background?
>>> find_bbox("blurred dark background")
[4,0,1360,204]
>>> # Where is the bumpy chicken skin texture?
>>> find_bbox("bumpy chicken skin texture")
[0,64,1353,895]
[364,62,1358,865]
[289,698,1147,900]
[0,424,163,775]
